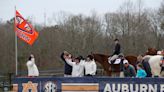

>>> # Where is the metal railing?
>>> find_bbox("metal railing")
[0,73,14,92]
[0,68,105,91]
[17,68,105,77]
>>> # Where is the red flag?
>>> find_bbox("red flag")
[15,10,38,45]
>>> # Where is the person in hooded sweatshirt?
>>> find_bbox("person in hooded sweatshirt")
[26,54,39,77]
[64,54,84,77]
[136,63,147,78]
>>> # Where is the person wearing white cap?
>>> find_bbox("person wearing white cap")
[123,60,129,64]
[123,59,136,77]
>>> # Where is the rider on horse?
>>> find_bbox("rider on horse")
[108,38,121,64]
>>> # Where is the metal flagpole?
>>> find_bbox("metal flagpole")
[15,6,18,76]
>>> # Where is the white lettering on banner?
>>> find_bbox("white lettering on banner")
[103,83,112,92]
[122,84,129,92]
[112,84,120,92]
[161,84,164,92]
[130,84,139,92]
[17,30,31,42]
[104,83,161,92]
[148,84,157,92]
[44,81,57,92]
[140,84,148,92]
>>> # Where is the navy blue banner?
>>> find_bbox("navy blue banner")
[13,77,164,92]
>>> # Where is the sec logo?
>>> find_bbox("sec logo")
[44,81,57,92]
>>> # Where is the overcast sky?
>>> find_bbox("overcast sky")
[0,0,163,25]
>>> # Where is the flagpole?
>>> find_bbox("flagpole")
[15,6,18,76]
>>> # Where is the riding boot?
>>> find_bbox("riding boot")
[111,60,114,72]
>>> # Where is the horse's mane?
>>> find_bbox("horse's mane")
[91,53,110,63]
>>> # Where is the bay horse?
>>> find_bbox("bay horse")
[91,53,137,76]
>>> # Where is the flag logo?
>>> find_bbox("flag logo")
[22,81,38,92]
[15,16,33,34]
[43,81,57,92]
[15,10,38,45]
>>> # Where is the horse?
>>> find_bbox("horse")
[144,48,164,77]
[91,53,137,76]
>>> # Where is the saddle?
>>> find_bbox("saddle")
[108,58,124,72]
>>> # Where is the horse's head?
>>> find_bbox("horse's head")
[145,48,158,55]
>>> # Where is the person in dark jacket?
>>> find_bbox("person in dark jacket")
[142,59,152,77]
[123,60,136,77]
[60,51,72,77]
[108,39,121,64]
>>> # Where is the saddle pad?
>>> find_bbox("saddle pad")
[108,59,121,64]
[114,59,121,64]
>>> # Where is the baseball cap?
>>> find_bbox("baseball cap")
[123,60,129,64]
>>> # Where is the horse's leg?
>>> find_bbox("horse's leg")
[116,72,120,77]
[111,72,120,77]
[110,63,115,77]
[106,70,112,76]
[113,72,118,77]
[103,65,112,76]
[120,71,124,77]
